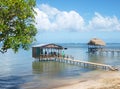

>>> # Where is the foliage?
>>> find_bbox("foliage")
[0,0,37,53]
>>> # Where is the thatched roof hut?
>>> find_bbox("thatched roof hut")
[88,38,106,46]
[88,38,106,53]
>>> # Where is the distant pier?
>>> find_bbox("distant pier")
[87,38,120,56]
[98,49,120,55]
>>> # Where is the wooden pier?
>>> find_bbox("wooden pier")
[56,58,118,71]
[37,57,118,71]
[97,49,120,55]
[32,43,119,71]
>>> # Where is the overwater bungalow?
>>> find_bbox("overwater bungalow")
[32,43,66,60]
[88,38,106,53]
[32,43,118,71]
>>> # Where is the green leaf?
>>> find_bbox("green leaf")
[0,0,37,53]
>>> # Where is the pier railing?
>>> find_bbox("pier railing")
[35,54,118,71]
[98,48,120,53]
[54,57,118,71]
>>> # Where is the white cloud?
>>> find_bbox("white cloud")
[35,4,85,31]
[88,12,120,31]
[35,4,120,32]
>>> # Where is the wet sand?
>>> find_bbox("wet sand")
[53,71,120,89]
[21,70,120,89]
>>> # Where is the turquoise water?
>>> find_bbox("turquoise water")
[0,43,120,89]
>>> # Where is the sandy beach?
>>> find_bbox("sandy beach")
[54,71,120,89]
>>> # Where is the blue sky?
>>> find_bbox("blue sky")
[35,0,120,43]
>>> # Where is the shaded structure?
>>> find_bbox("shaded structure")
[32,43,65,60]
[88,38,106,53]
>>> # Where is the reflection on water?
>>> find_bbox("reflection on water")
[87,54,106,63]
[32,61,92,79]
[32,61,65,78]
[31,61,93,89]
[87,53,120,66]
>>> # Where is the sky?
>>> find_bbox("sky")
[35,0,120,43]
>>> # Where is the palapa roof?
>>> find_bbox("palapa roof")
[33,43,64,49]
[88,38,106,46]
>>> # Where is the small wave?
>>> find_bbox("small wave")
[0,75,33,89]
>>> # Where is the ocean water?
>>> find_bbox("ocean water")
[0,43,120,89]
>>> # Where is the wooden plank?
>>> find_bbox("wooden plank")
[34,55,118,71]
[63,58,117,71]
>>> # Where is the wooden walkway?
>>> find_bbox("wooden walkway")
[55,58,118,71]
[37,57,118,71]
[98,49,120,54]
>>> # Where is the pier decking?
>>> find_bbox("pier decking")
[93,49,120,56]
[37,57,118,71]
[98,49,120,53]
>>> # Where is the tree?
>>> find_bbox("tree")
[0,0,37,53]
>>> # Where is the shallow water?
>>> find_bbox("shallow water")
[0,43,120,89]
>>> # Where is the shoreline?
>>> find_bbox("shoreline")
[53,71,120,89]
[21,69,120,89]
